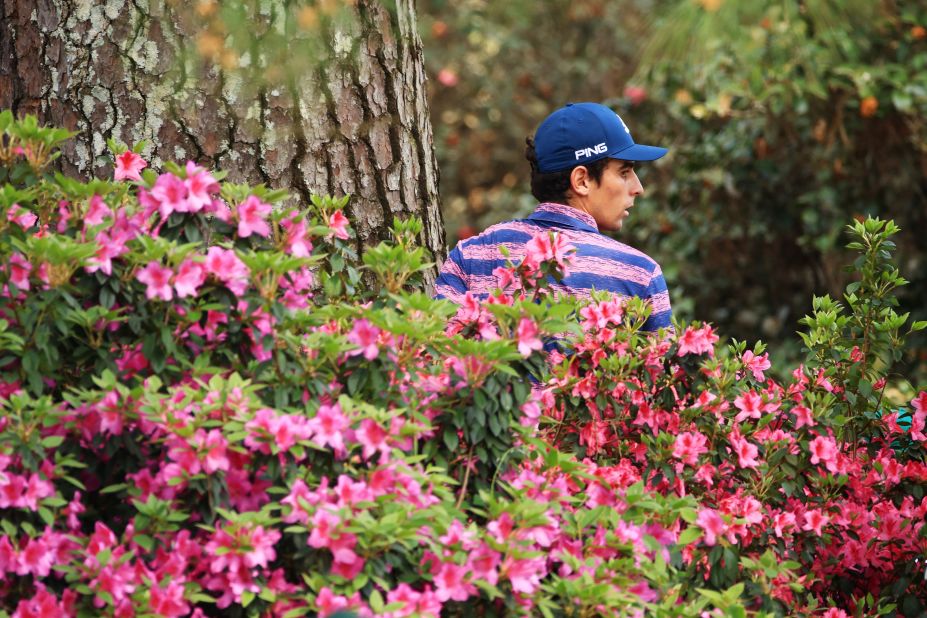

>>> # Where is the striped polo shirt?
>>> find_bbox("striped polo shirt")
[434,202,673,332]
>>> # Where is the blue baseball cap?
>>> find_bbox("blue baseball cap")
[534,102,668,173]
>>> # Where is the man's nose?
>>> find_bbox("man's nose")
[631,170,644,196]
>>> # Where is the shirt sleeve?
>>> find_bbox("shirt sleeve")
[641,263,674,333]
[433,244,469,305]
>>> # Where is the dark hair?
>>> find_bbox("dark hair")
[525,137,610,204]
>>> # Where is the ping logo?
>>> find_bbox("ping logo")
[575,142,607,160]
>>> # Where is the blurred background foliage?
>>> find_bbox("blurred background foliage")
[418,0,927,382]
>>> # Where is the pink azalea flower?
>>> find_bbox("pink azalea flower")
[677,324,718,356]
[502,555,546,595]
[772,511,797,538]
[433,561,472,601]
[16,535,55,577]
[236,195,272,238]
[580,298,624,330]
[910,391,927,441]
[244,525,280,568]
[204,246,250,296]
[151,173,189,218]
[327,210,350,240]
[149,580,189,618]
[802,508,830,536]
[356,419,389,460]
[347,319,381,360]
[733,390,764,423]
[199,429,230,474]
[672,430,708,466]
[183,161,219,211]
[114,150,147,181]
[84,195,112,227]
[516,317,543,357]
[792,405,815,429]
[7,204,37,229]
[8,252,31,291]
[696,508,727,546]
[730,433,760,469]
[136,261,174,301]
[315,587,351,618]
[174,259,206,298]
[742,350,771,381]
[308,509,342,550]
[281,214,313,256]
[523,231,575,274]
[809,435,839,472]
[467,545,501,586]
[12,585,70,618]
[309,403,349,452]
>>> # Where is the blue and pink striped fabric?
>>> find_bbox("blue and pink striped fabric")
[434,202,673,332]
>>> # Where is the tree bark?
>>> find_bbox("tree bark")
[0,0,446,281]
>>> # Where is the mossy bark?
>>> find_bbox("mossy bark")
[0,0,446,277]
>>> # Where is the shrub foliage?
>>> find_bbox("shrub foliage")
[0,113,925,617]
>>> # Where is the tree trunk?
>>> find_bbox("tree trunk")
[0,0,446,281]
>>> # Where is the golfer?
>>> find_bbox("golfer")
[435,102,672,332]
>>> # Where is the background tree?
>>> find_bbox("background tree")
[0,0,446,275]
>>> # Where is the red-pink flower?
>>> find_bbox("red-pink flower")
[315,587,351,618]
[696,508,727,546]
[433,561,472,601]
[309,403,349,452]
[802,508,829,536]
[114,150,147,181]
[516,317,543,357]
[8,252,31,291]
[200,429,230,473]
[151,173,189,218]
[356,419,389,460]
[742,350,771,381]
[347,319,381,360]
[11,585,70,618]
[502,555,546,595]
[84,195,112,227]
[174,259,206,298]
[328,210,350,240]
[910,391,927,441]
[7,204,37,229]
[792,405,815,429]
[808,435,838,472]
[677,324,718,356]
[149,580,189,617]
[204,246,250,296]
[672,431,708,466]
[580,297,624,330]
[733,390,764,423]
[237,195,272,238]
[281,214,313,256]
[730,433,760,469]
[136,261,174,301]
[183,161,219,211]
[524,231,575,274]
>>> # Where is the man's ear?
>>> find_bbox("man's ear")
[569,165,592,197]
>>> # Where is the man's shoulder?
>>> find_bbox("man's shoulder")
[579,234,662,273]
[455,218,540,249]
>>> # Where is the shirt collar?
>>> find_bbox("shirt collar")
[527,202,599,233]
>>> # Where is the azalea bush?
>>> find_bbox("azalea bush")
[0,111,925,618]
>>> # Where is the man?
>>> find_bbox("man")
[434,102,672,332]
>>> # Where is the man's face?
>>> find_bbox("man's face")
[584,159,644,232]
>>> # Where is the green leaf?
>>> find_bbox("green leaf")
[677,526,702,546]
[443,428,459,452]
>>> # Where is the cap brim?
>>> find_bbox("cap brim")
[610,143,668,162]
